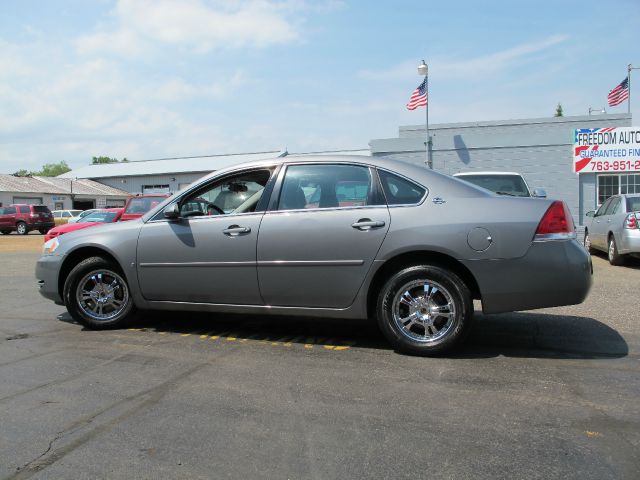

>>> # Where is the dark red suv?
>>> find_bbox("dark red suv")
[0,204,55,235]
[120,194,170,221]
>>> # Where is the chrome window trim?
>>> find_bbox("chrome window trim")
[147,211,265,224]
[264,204,389,215]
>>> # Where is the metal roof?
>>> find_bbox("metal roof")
[0,175,129,196]
[59,150,287,179]
[59,149,370,180]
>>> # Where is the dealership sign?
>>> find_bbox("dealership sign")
[574,127,640,173]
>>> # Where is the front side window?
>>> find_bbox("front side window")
[378,170,426,205]
[5,207,16,215]
[277,164,375,211]
[179,168,274,217]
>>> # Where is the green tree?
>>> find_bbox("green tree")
[92,156,128,164]
[34,161,72,177]
[13,169,30,177]
[554,103,564,117]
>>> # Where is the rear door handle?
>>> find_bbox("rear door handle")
[223,225,251,236]
[352,219,385,231]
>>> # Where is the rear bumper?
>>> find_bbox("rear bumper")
[619,229,640,254]
[35,254,64,304]
[464,240,592,314]
[28,221,55,230]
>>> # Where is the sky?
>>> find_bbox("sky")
[1,0,639,173]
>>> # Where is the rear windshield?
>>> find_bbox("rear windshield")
[456,174,530,197]
[627,197,640,212]
[125,197,164,214]
[32,205,51,213]
[80,212,119,223]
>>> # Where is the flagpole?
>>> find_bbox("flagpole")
[417,60,432,169]
[629,64,632,114]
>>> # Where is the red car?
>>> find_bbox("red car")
[120,194,170,221]
[44,208,123,242]
[0,204,54,235]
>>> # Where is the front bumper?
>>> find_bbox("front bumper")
[464,239,592,314]
[35,254,65,304]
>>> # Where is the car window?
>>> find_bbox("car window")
[33,206,50,214]
[378,170,426,205]
[277,164,375,211]
[626,197,640,212]
[80,212,119,223]
[604,197,619,215]
[179,168,274,217]
[595,198,611,217]
[53,211,61,218]
[62,211,72,218]
[610,197,623,215]
[19,206,30,214]
[5,207,16,215]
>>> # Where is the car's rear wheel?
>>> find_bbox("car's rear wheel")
[583,229,594,254]
[608,235,625,266]
[0,230,10,235]
[16,222,27,235]
[38,228,48,235]
[63,256,134,329]
[376,265,473,355]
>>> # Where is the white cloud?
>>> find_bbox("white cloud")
[359,34,570,81]
[76,0,300,56]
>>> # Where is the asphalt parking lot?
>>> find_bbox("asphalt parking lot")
[1,235,639,479]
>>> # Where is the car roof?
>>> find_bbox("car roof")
[92,208,124,212]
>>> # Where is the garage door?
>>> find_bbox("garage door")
[13,197,43,205]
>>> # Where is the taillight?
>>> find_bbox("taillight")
[625,213,639,229]
[534,200,576,241]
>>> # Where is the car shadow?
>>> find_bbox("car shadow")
[589,250,640,270]
[59,309,628,360]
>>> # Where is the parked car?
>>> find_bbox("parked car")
[0,204,54,235]
[584,194,640,265]
[36,156,592,355]
[453,172,546,198]
[120,194,170,221]
[52,210,84,226]
[67,209,99,224]
[44,208,124,242]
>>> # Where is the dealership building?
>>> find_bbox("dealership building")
[55,113,637,230]
[370,113,634,227]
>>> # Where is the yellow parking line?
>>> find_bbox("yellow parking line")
[180,333,192,337]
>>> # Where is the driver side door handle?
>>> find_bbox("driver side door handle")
[223,225,251,236]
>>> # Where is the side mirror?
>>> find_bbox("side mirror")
[586,210,595,218]
[163,203,181,220]
[532,188,547,198]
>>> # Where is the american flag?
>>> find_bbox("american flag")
[406,77,428,110]
[607,77,629,107]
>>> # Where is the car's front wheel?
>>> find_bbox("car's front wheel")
[63,256,134,329]
[376,265,473,355]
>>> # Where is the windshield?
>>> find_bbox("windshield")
[457,174,530,197]
[125,197,164,214]
[79,212,119,223]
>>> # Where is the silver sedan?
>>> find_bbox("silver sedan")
[36,156,592,355]
[584,193,640,265]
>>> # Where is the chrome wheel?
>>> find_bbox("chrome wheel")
[16,222,27,235]
[391,279,456,343]
[608,238,615,260]
[75,270,129,322]
[584,232,591,251]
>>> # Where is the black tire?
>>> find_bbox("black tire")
[16,222,28,235]
[63,256,135,329]
[39,228,48,235]
[608,235,625,266]
[0,230,10,235]
[583,229,595,254]
[376,265,473,356]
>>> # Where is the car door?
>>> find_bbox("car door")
[608,196,624,243]
[0,208,9,230]
[590,197,612,248]
[137,167,276,304]
[257,163,390,308]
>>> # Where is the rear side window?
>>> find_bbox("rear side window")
[378,170,426,205]
[626,197,640,213]
[604,197,620,215]
[19,206,30,214]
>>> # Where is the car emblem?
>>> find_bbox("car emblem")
[432,197,446,205]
